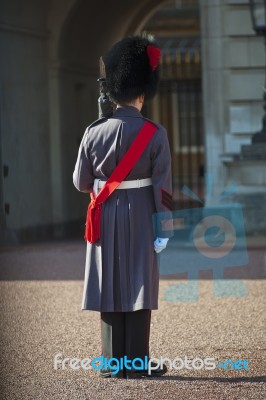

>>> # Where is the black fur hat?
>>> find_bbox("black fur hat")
[103,35,161,104]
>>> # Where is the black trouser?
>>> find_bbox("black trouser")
[100,310,151,373]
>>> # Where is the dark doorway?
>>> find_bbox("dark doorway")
[142,0,204,209]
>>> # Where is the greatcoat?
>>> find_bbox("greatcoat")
[73,105,172,312]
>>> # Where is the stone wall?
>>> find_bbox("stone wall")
[201,0,264,202]
[0,0,51,242]
[1,0,264,242]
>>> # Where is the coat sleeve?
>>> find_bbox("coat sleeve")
[73,128,94,193]
[151,125,173,238]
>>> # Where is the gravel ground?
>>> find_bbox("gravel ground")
[0,239,265,400]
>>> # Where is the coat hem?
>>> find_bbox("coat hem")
[81,301,158,312]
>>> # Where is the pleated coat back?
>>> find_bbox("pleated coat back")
[73,106,172,312]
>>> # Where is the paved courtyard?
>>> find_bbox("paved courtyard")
[0,238,265,399]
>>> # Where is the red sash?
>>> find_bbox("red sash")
[84,120,157,243]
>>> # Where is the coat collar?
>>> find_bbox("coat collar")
[112,105,143,119]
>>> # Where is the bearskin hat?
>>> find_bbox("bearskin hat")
[103,35,161,103]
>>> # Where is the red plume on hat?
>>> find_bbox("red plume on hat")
[104,36,161,102]
[147,45,161,70]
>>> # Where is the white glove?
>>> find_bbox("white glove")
[154,237,169,254]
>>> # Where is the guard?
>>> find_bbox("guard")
[73,35,173,378]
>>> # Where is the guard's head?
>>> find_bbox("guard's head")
[103,35,161,104]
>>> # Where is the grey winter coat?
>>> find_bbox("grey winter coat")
[73,105,172,312]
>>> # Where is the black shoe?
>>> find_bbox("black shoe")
[99,367,125,379]
[126,362,167,379]
[99,367,112,378]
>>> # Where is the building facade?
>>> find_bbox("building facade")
[0,0,264,243]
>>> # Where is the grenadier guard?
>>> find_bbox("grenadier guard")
[73,35,172,378]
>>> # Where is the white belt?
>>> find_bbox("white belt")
[93,178,152,194]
